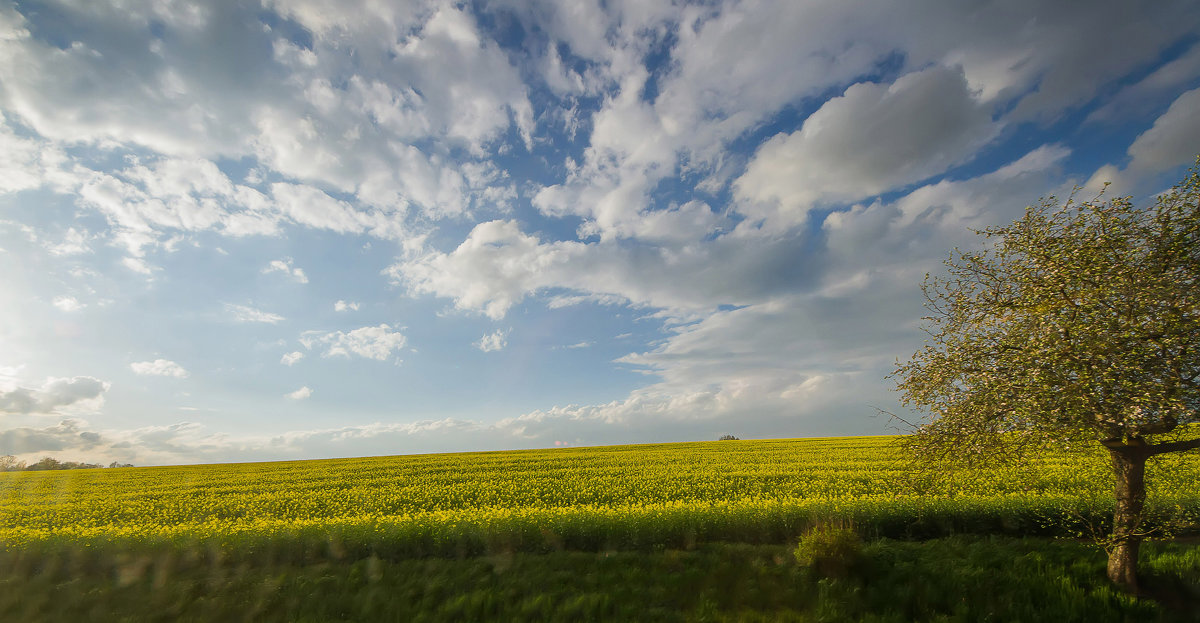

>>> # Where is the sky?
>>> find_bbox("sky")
[1,0,1199,466]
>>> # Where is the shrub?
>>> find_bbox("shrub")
[793,522,864,578]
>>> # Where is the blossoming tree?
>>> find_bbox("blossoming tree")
[893,162,1200,592]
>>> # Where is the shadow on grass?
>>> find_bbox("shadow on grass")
[1,536,1196,622]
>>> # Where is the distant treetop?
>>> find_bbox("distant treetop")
[0,455,133,472]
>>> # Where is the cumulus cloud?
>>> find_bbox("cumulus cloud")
[68,156,278,260]
[0,377,109,415]
[1086,88,1200,193]
[122,257,156,275]
[1086,43,1200,125]
[263,258,308,283]
[735,66,998,229]
[226,303,285,324]
[525,149,1068,441]
[0,112,72,194]
[0,1,529,195]
[52,296,84,312]
[522,0,1195,243]
[821,145,1073,287]
[301,324,407,361]
[1124,88,1200,174]
[0,1,530,259]
[388,149,1074,452]
[0,419,251,467]
[0,419,103,455]
[388,217,835,321]
[475,329,509,352]
[130,359,189,378]
[47,228,92,256]
[0,0,1196,466]
[390,220,588,319]
[0,400,866,465]
[286,386,313,400]
[268,182,407,239]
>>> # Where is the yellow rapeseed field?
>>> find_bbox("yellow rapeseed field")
[1,436,1196,554]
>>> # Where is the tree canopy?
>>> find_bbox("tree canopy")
[895,165,1199,457]
[892,161,1200,591]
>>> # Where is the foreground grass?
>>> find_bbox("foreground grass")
[2,537,1197,622]
[4,437,1196,619]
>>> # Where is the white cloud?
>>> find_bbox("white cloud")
[524,0,1196,244]
[52,296,84,312]
[0,112,73,194]
[47,228,92,256]
[1125,88,1200,174]
[1085,87,1200,193]
[0,400,868,465]
[270,1,534,152]
[263,258,309,283]
[822,145,1073,280]
[652,0,886,158]
[0,0,528,244]
[985,1,1200,122]
[122,257,155,275]
[0,0,1196,466]
[286,386,313,400]
[130,359,189,378]
[388,218,832,320]
[390,220,589,319]
[384,149,1075,451]
[734,66,998,230]
[1086,43,1200,125]
[63,157,284,260]
[546,294,626,309]
[0,377,109,416]
[475,329,509,352]
[269,182,400,238]
[226,303,285,324]
[0,419,104,455]
[302,324,407,361]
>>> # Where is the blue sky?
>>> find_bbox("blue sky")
[1,0,1198,466]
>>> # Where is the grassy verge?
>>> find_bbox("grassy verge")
[2,536,1197,622]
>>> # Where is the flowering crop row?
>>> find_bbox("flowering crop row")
[1,436,1195,554]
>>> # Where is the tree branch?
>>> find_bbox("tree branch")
[1147,438,1200,456]
[1132,417,1178,437]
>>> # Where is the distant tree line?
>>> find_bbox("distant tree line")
[0,455,134,472]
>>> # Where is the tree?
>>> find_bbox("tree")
[25,457,62,471]
[892,162,1200,592]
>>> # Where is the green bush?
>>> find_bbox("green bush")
[793,522,863,578]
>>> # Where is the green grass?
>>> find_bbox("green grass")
[2,537,1196,622]
[3,436,1197,619]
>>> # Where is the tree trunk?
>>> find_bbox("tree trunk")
[1107,446,1149,592]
